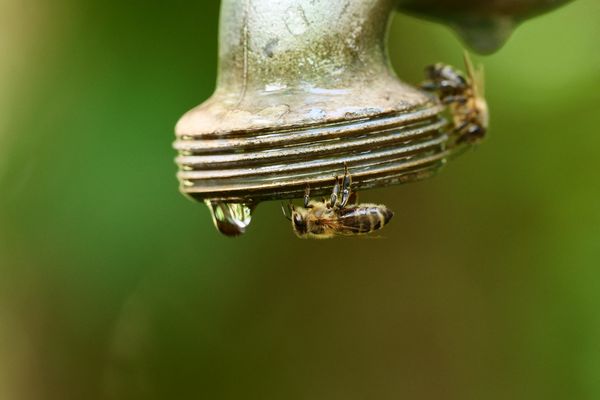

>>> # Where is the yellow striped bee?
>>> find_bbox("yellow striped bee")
[283,166,393,239]
[421,52,488,144]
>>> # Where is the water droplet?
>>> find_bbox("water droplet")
[205,201,255,237]
[396,0,573,55]
[451,16,517,55]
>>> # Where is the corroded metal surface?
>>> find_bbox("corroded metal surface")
[174,0,458,205]
[178,106,449,202]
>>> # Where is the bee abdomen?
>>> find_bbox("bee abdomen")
[338,205,393,234]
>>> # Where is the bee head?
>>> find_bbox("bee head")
[460,124,486,145]
[291,209,308,236]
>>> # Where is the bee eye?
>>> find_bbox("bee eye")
[293,213,307,233]
[469,125,485,136]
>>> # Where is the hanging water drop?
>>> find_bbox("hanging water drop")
[205,201,255,237]
[451,16,517,55]
[395,0,573,54]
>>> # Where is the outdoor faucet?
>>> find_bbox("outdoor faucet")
[174,0,572,236]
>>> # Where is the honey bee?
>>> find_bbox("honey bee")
[282,165,393,239]
[421,51,489,144]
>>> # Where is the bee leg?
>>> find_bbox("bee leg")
[340,163,352,207]
[304,183,313,208]
[329,175,340,208]
[442,95,468,105]
[420,81,438,91]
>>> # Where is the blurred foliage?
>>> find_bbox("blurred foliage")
[0,1,598,399]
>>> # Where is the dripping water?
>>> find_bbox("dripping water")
[451,16,517,55]
[396,0,573,54]
[205,201,255,237]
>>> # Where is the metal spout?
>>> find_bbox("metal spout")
[174,0,474,237]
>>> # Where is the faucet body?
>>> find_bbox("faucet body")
[175,0,448,205]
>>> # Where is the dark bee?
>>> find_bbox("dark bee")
[283,166,393,239]
[421,52,489,144]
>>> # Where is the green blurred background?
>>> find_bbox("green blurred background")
[1,1,599,399]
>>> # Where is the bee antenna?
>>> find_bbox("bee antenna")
[281,202,292,221]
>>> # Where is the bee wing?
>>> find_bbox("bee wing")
[463,50,485,98]
[326,215,374,236]
[319,217,347,231]
[309,215,360,236]
[463,50,476,83]
[477,63,485,98]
